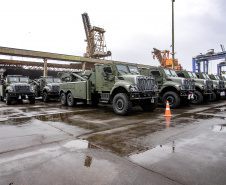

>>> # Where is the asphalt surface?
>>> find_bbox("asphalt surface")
[0,99,226,185]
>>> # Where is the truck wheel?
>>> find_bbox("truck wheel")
[209,92,216,102]
[29,96,35,104]
[112,93,132,115]
[6,93,11,105]
[140,98,158,112]
[60,93,67,106]
[67,92,76,107]
[191,91,203,104]
[162,91,180,109]
[43,92,49,102]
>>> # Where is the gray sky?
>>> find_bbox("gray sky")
[0,0,225,74]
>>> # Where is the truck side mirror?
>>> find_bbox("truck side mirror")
[102,70,107,80]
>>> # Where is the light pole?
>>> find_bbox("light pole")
[172,0,175,70]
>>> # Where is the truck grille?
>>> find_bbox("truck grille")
[136,76,155,91]
[206,80,213,90]
[14,85,31,93]
[52,85,60,92]
[185,79,195,90]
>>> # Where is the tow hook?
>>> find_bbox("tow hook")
[188,92,194,100]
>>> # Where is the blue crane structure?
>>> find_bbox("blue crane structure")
[192,46,226,76]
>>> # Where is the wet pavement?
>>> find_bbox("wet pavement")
[0,99,226,185]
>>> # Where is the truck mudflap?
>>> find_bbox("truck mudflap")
[129,91,159,100]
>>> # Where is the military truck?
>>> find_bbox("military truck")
[0,75,35,105]
[196,73,225,101]
[219,76,226,99]
[58,63,159,115]
[208,74,226,99]
[140,68,195,108]
[176,70,213,104]
[31,76,60,102]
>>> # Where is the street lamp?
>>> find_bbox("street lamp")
[172,0,175,70]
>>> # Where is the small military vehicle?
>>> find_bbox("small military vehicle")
[196,73,225,101]
[31,76,60,102]
[0,75,35,105]
[140,68,195,108]
[58,63,159,115]
[176,70,213,104]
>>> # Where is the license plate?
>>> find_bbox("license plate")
[220,91,225,96]
[18,95,21,99]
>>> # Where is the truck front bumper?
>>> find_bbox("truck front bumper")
[129,91,159,100]
[8,92,35,99]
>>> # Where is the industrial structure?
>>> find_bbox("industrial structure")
[192,45,226,76]
[82,12,111,59]
[152,48,182,70]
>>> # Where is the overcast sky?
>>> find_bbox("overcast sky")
[0,0,225,74]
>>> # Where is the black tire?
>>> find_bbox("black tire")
[6,93,11,105]
[91,94,99,106]
[0,96,4,101]
[60,93,67,106]
[29,96,35,104]
[162,91,180,109]
[67,92,76,107]
[209,91,216,102]
[191,91,203,104]
[112,93,132,115]
[140,98,158,112]
[43,92,49,102]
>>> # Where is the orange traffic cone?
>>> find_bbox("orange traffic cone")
[163,101,172,117]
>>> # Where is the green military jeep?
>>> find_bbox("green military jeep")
[0,75,35,105]
[140,67,195,108]
[31,76,61,102]
[58,63,159,115]
[196,73,225,101]
[176,70,213,104]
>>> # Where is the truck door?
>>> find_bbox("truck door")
[150,70,162,90]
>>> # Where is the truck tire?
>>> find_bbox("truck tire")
[60,93,67,106]
[209,91,216,102]
[43,92,49,102]
[191,91,203,104]
[162,91,180,109]
[6,93,11,105]
[67,92,76,107]
[29,96,35,104]
[112,93,132,115]
[140,98,158,112]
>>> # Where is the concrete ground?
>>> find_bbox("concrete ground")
[0,99,226,185]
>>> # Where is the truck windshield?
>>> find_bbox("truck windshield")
[20,77,28,83]
[54,78,61,83]
[188,72,193,78]
[45,78,54,83]
[214,75,219,80]
[191,72,198,78]
[128,65,139,74]
[164,69,171,76]
[170,70,178,77]
[9,77,19,82]
[116,64,129,73]
[203,74,210,79]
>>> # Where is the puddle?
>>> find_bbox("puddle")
[129,143,175,165]
[211,124,226,132]
[63,140,97,150]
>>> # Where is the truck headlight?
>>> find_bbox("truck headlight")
[199,85,204,90]
[8,88,14,92]
[125,85,138,92]
[30,86,35,92]
[175,85,181,90]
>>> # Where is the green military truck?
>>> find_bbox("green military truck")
[176,70,213,104]
[58,63,159,115]
[0,75,35,105]
[140,68,195,108]
[219,76,226,99]
[31,76,61,102]
[196,73,225,101]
